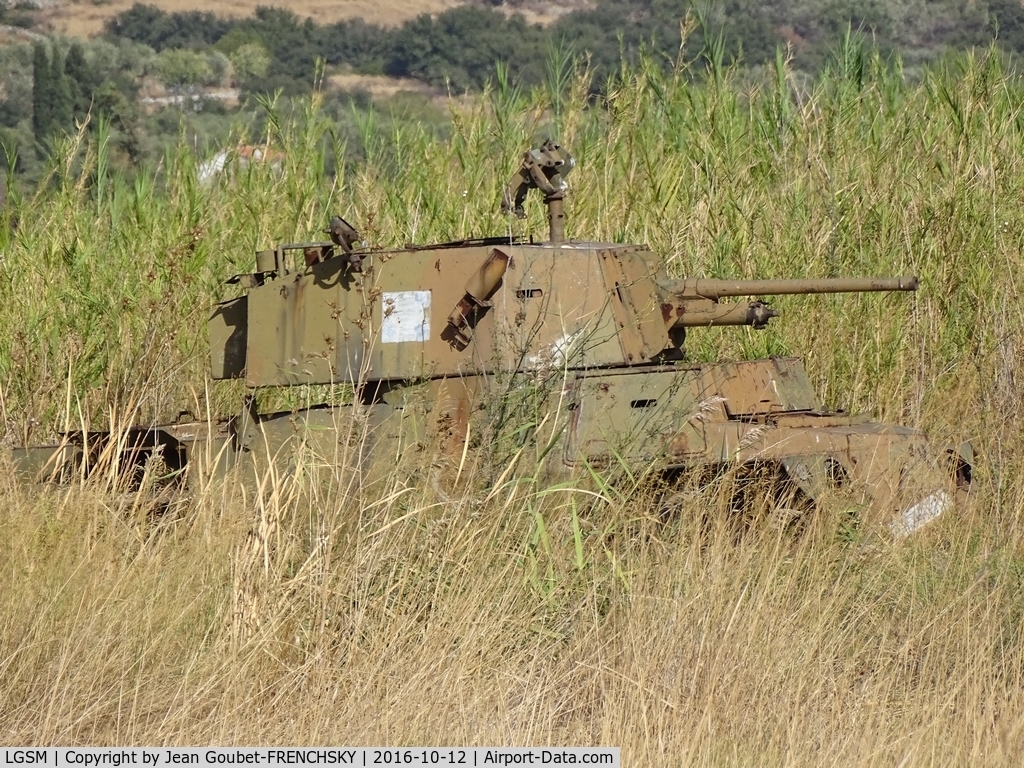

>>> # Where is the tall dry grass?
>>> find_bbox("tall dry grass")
[1,39,1024,763]
[0,449,1019,761]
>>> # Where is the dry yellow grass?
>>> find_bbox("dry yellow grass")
[0,444,1020,762]
[328,72,438,99]
[41,0,467,37]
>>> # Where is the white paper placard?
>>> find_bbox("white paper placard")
[381,291,431,343]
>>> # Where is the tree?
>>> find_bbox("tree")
[50,49,73,132]
[229,43,270,84]
[104,3,230,51]
[155,48,214,92]
[93,82,140,163]
[32,43,74,150]
[65,42,99,124]
[31,42,53,142]
[386,7,547,91]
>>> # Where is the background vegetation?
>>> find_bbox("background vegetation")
[7,0,1024,187]
[95,0,1024,91]
[1,30,1024,760]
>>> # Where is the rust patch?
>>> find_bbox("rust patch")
[668,432,689,456]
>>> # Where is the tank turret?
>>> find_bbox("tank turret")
[207,243,920,386]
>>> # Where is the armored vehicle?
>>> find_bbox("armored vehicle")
[13,142,971,535]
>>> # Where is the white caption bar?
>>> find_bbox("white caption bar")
[1,749,619,768]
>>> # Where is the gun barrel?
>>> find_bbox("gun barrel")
[671,276,918,301]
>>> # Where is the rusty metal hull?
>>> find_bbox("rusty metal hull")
[11,357,967,538]
[12,419,236,489]
[553,358,968,532]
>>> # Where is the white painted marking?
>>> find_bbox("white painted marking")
[381,291,431,343]
[890,490,952,538]
[526,330,582,365]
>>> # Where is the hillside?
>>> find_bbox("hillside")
[41,0,463,36]
[34,0,579,37]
